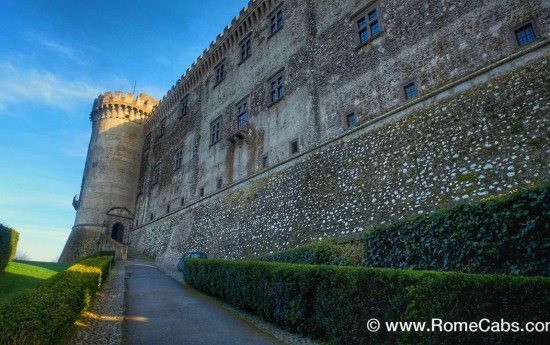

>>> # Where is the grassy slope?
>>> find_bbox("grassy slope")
[0,260,72,305]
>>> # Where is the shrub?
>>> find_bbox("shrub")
[362,184,550,276]
[185,259,550,344]
[255,239,358,266]
[0,224,19,272]
[0,255,113,345]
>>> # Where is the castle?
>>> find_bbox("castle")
[60,0,550,263]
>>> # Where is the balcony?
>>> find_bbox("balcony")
[72,194,80,211]
[226,118,249,142]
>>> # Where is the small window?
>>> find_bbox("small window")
[138,176,145,194]
[159,118,166,137]
[144,132,152,151]
[241,38,252,61]
[269,8,284,34]
[217,178,223,190]
[268,71,285,105]
[215,63,225,85]
[346,113,358,128]
[354,3,382,46]
[199,187,205,197]
[181,197,185,206]
[153,164,161,185]
[404,82,417,100]
[211,117,222,144]
[514,23,537,47]
[262,154,269,168]
[290,139,299,155]
[236,98,248,129]
[166,205,170,213]
[180,98,188,118]
[150,213,154,221]
[174,147,183,170]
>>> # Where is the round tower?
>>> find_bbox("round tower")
[59,91,158,262]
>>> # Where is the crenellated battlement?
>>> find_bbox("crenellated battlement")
[90,91,158,124]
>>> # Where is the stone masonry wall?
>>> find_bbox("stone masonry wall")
[131,56,550,264]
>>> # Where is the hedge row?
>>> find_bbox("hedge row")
[256,239,358,266]
[362,184,550,276]
[185,259,550,344]
[0,224,19,272]
[0,255,113,345]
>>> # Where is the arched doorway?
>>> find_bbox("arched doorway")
[111,223,124,243]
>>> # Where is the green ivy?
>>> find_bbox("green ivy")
[0,224,19,273]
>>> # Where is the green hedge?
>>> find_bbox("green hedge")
[362,184,550,276]
[0,224,19,272]
[256,239,358,266]
[0,255,113,345]
[185,259,550,344]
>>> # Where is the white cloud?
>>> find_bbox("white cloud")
[0,61,102,111]
[24,31,90,66]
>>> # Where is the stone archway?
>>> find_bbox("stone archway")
[111,223,124,243]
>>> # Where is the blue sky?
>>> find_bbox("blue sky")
[0,0,249,261]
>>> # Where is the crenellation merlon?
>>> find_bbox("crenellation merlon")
[90,91,158,123]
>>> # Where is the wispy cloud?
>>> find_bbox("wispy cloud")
[24,31,90,66]
[0,61,102,112]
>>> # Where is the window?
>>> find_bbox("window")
[354,3,381,46]
[217,178,223,190]
[514,23,537,47]
[215,62,225,85]
[150,213,154,221]
[346,113,358,128]
[180,98,188,118]
[174,147,183,170]
[166,205,170,213]
[290,139,299,155]
[241,37,252,61]
[236,98,248,129]
[159,118,166,137]
[199,187,205,197]
[404,82,417,100]
[138,176,145,194]
[270,8,283,34]
[181,197,185,206]
[269,71,284,104]
[211,117,222,144]
[262,154,269,168]
[153,164,161,185]
[144,132,152,151]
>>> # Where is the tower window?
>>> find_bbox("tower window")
[515,23,536,47]
[236,98,248,129]
[217,178,223,190]
[290,139,299,155]
[215,62,225,85]
[404,82,417,100]
[150,213,154,221]
[144,132,152,151]
[174,147,183,170]
[354,3,382,46]
[180,98,188,118]
[346,113,358,128]
[159,118,166,137]
[262,154,269,168]
[181,197,185,206]
[166,205,170,213]
[268,71,285,105]
[199,187,205,197]
[153,164,161,185]
[241,38,252,61]
[269,8,284,35]
[211,117,222,144]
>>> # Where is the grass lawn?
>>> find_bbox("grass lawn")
[0,260,72,305]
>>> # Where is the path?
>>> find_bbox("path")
[123,263,284,345]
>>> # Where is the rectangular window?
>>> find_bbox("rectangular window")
[138,176,145,194]
[144,132,152,151]
[211,117,222,144]
[262,154,269,168]
[199,187,205,197]
[180,98,188,118]
[150,213,154,221]
[166,205,170,213]
[153,164,161,185]
[215,63,225,85]
[270,8,283,34]
[237,99,248,129]
[269,71,284,104]
[159,118,166,137]
[217,178,223,190]
[290,139,299,155]
[181,197,185,206]
[174,147,183,170]
[515,23,536,47]
[404,82,417,100]
[346,113,358,128]
[354,3,381,46]
[241,38,252,61]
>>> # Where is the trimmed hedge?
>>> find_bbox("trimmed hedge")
[362,184,550,276]
[256,239,358,266]
[0,224,19,272]
[0,255,113,345]
[185,259,550,344]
